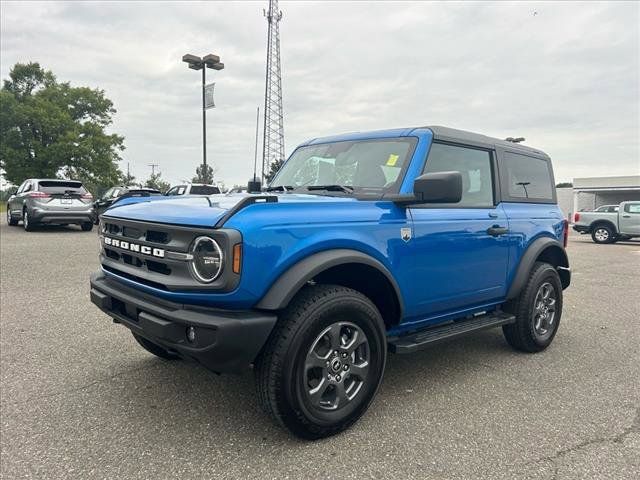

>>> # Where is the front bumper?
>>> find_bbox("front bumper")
[572,224,589,233]
[90,272,277,373]
[31,208,95,224]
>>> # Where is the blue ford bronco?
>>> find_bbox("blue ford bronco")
[90,126,570,439]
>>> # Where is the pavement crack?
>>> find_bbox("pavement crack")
[511,405,640,479]
[4,363,162,407]
[613,406,640,444]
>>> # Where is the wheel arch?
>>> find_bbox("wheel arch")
[255,249,404,328]
[590,220,618,234]
[506,237,570,300]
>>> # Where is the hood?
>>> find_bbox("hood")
[102,192,356,228]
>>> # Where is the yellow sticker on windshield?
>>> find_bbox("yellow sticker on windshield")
[386,154,399,166]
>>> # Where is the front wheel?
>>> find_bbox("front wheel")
[503,262,563,353]
[81,222,93,232]
[6,207,18,226]
[255,285,387,439]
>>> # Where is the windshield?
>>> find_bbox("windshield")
[270,138,416,193]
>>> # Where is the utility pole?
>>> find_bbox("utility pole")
[148,163,159,176]
[254,106,260,181]
[262,0,285,184]
[248,106,262,192]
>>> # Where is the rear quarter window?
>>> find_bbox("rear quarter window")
[501,152,555,203]
[190,185,220,195]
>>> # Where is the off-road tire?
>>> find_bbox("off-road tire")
[255,284,387,439]
[6,207,18,226]
[503,262,563,353]
[132,333,181,360]
[591,224,615,244]
[81,222,93,232]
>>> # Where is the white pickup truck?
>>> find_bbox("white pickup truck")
[573,201,640,243]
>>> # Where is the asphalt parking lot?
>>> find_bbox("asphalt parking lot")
[1,222,638,479]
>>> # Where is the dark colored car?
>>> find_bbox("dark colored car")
[94,187,162,222]
[6,179,95,231]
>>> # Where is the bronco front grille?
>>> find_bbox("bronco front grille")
[100,218,197,290]
[99,216,242,293]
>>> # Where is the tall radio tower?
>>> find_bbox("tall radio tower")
[261,0,285,183]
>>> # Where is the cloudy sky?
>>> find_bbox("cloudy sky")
[1,1,638,187]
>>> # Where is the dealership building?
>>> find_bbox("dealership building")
[556,175,640,220]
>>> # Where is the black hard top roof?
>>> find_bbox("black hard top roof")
[425,126,549,158]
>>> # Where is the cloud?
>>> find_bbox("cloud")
[1,0,638,187]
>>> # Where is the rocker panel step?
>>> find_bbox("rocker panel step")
[388,311,516,354]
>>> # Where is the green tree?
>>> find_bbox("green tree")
[191,163,215,184]
[0,62,125,193]
[144,172,170,193]
[265,158,284,183]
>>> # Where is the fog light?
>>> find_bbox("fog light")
[186,326,196,343]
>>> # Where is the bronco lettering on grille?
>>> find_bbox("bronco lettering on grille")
[104,236,165,258]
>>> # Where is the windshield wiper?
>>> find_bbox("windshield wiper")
[306,185,354,194]
[265,185,295,192]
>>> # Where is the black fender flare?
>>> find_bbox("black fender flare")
[255,249,404,315]
[506,237,570,300]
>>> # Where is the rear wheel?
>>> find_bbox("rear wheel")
[6,207,18,226]
[255,285,387,439]
[23,209,36,231]
[591,225,615,244]
[81,222,93,232]
[503,262,563,352]
[132,333,181,360]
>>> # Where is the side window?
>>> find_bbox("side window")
[503,152,553,201]
[423,143,494,207]
[165,187,177,196]
[624,203,640,214]
[177,186,186,195]
[16,181,27,194]
[22,181,32,193]
[101,187,114,200]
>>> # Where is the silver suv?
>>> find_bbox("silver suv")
[6,179,95,231]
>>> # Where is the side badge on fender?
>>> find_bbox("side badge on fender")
[401,227,412,243]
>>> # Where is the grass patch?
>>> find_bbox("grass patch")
[0,203,6,214]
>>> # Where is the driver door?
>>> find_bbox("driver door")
[406,143,509,320]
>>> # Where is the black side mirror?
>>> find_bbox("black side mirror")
[413,171,463,203]
[8,188,18,196]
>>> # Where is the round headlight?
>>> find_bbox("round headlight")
[190,236,224,283]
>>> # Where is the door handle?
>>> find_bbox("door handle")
[622,215,631,218]
[488,211,498,218]
[487,225,509,236]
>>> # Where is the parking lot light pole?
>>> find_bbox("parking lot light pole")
[182,53,225,178]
